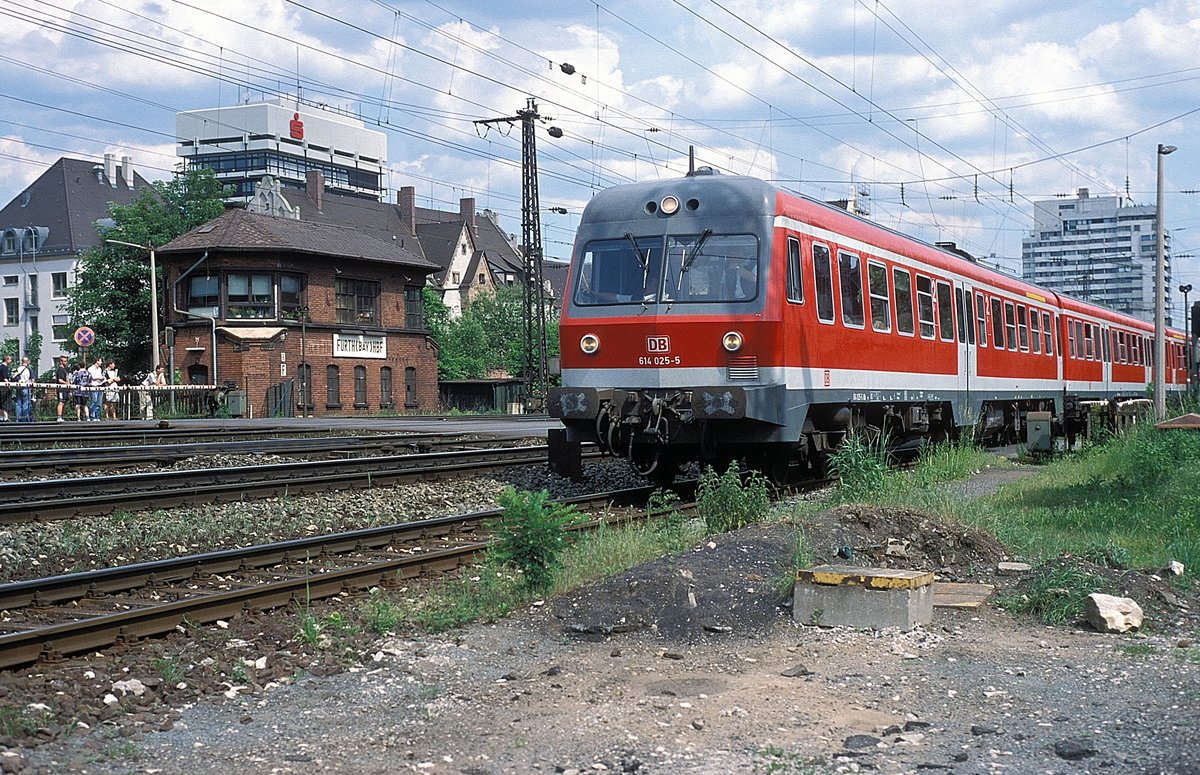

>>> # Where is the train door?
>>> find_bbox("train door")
[953,280,975,426]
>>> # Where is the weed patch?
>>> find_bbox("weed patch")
[697,463,769,533]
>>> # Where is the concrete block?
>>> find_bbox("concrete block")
[793,565,934,631]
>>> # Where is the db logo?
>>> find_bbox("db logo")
[646,336,670,353]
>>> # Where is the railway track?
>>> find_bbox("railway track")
[0,485,675,669]
[0,432,537,477]
[1,444,599,523]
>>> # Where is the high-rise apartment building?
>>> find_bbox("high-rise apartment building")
[1022,188,1172,325]
[177,98,386,201]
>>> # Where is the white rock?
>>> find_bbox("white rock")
[1084,593,1144,633]
[997,562,1032,575]
[1169,560,1185,576]
[103,693,119,705]
[112,678,146,697]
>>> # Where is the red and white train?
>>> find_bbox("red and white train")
[548,170,1189,481]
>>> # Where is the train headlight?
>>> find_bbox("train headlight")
[722,331,743,352]
[580,333,600,354]
[660,195,680,215]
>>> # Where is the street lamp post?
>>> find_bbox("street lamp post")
[105,239,160,372]
[1182,283,1194,395]
[1154,144,1176,422]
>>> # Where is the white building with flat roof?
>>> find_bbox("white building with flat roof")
[177,98,387,201]
[1022,188,1171,325]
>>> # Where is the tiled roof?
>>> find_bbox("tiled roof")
[0,157,150,255]
[290,189,427,260]
[158,208,437,271]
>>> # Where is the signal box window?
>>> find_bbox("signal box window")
[336,278,380,325]
[813,244,834,322]
[892,267,913,335]
[975,292,987,347]
[353,365,367,408]
[1030,310,1041,353]
[867,261,890,332]
[228,273,274,319]
[1041,311,1053,354]
[915,276,935,339]
[785,237,803,303]
[1003,301,1017,350]
[187,275,220,317]
[326,365,340,409]
[1017,306,1029,351]
[838,252,864,328]
[936,280,953,341]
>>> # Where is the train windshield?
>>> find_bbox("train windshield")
[573,233,758,306]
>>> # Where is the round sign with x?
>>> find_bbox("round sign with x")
[73,326,95,348]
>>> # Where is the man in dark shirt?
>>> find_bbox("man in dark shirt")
[0,354,11,421]
[54,354,69,423]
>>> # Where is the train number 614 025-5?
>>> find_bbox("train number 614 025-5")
[638,355,681,366]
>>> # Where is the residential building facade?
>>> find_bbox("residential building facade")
[0,155,149,372]
[1022,188,1171,325]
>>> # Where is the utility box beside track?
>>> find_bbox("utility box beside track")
[1026,411,1052,453]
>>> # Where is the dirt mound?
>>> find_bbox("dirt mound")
[550,504,1013,643]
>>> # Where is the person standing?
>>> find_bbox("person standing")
[87,356,104,421]
[0,354,11,422]
[54,354,70,423]
[71,361,90,421]
[102,360,121,420]
[13,356,33,422]
[140,364,165,420]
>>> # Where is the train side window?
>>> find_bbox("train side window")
[867,261,890,332]
[962,289,976,345]
[786,237,804,304]
[936,281,953,341]
[893,268,914,336]
[813,244,834,323]
[1003,301,1017,350]
[1077,321,1087,360]
[1102,327,1110,363]
[1030,310,1041,353]
[1067,319,1076,358]
[1132,335,1140,365]
[975,292,987,347]
[990,297,1004,348]
[954,288,967,343]
[838,251,865,328]
[1016,305,1029,351]
[1083,323,1094,360]
[916,276,935,339]
[1042,311,1053,354]
[1117,331,1125,363]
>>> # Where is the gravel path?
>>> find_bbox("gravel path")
[5,462,1199,775]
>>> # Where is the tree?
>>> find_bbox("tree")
[65,167,226,373]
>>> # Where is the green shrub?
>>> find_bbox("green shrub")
[696,462,769,534]
[488,487,580,592]
[829,434,888,499]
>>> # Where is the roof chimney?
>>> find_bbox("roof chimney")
[459,197,476,229]
[397,186,416,233]
[103,153,116,187]
[1077,188,1089,199]
[305,170,324,211]
[120,156,134,188]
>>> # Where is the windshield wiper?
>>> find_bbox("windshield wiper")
[676,228,713,290]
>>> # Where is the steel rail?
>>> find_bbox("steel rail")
[0,432,530,476]
[0,445,599,523]
[0,485,669,668]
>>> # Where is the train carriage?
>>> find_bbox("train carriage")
[548,170,1185,482]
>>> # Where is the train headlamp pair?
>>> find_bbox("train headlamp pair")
[577,330,743,354]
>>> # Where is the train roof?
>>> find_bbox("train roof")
[580,171,1180,335]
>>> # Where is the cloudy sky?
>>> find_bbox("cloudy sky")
[3,0,1200,318]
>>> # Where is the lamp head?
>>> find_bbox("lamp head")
[1159,144,1178,155]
